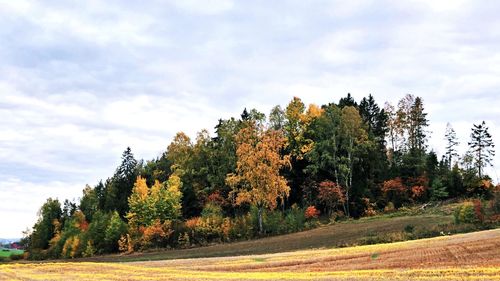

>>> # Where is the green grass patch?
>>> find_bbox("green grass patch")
[0,248,24,261]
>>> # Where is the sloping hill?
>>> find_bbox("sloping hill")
[91,214,452,262]
[2,229,499,280]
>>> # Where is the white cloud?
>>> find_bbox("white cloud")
[0,178,83,238]
[169,0,234,15]
[0,0,499,237]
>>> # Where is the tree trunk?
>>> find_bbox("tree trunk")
[258,207,263,234]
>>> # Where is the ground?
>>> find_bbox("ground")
[1,229,499,280]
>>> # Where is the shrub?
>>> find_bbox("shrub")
[382,178,407,207]
[488,189,500,215]
[284,205,305,233]
[263,210,284,235]
[83,240,96,257]
[304,206,320,219]
[404,224,415,233]
[473,199,484,223]
[10,253,24,261]
[384,202,396,213]
[141,220,174,249]
[454,201,482,224]
[318,181,345,216]
[177,232,190,248]
[227,214,253,240]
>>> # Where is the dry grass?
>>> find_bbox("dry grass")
[1,229,499,281]
[84,215,453,262]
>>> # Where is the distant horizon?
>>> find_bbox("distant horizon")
[1,1,499,238]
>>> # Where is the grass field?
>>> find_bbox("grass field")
[0,248,24,259]
[87,214,455,262]
[1,229,499,280]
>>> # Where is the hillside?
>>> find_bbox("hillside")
[86,211,455,262]
[2,229,499,280]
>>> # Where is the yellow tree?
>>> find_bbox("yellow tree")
[226,122,291,233]
[340,106,368,217]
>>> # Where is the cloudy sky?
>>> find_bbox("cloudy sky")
[1,0,499,238]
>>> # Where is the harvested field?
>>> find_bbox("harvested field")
[1,229,499,280]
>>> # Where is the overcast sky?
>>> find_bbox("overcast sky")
[1,0,499,238]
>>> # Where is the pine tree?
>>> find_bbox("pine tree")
[444,123,459,168]
[468,121,495,178]
[104,147,139,217]
[408,97,429,153]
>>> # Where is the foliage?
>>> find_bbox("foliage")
[317,180,345,216]
[454,201,483,224]
[25,93,499,259]
[227,121,291,233]
[304,206,320,219]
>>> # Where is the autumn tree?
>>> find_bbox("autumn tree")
[339,106,368,217]
[226,122,291,234]
[317,180,345,216]
[468,121,495,178]
[127,175,182,229]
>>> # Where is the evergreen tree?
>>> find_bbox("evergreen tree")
[468,121,495,178]
[408,97,429,153]
[338,93,358,108]
[444,123,459,168]
[104,147,139,217]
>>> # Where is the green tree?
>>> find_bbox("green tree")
[269,105,286,130]
[104,147,139,217]
[444,123,459,168]
[468,121,495,178]
[79,185,98,222]
[30,198,62,250]
[104,211,127,252]
[339,106,368,217]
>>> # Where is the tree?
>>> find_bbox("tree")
[408,97,429,153]
[127,175,183,229]
[305,104,342,183]
[104,211,127,252]
[269,105,285,130]
[79,185,98,222]
[338,93,358,108]
[444,123,459,168]
[30,198,62,250]
[226,122,291,233]
[339,106,368,217]
[317,181,345,216]
[468,121,495,178]
[104,147,139,217]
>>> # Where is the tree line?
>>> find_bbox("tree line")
[22,93,497,259]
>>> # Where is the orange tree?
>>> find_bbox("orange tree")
[226,121,291,234]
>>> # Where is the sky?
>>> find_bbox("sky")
[1,0,499,238]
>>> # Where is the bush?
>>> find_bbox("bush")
[454,201,482,224]
[284,205,305,233]
[9,253,24,261]
[304,206,320,219]
[488,190,500,215]
[227,214,253,241]
[263,210,284,235]
[404,224,415,233]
